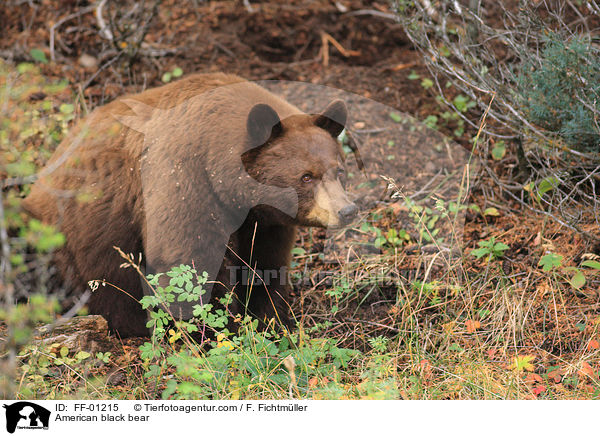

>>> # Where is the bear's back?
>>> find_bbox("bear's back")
[23,73,300,222]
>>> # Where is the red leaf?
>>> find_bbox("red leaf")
[579,362,597,380]
[547,369,563,383]
[419,359,433,380]
[532,385,546,396]
[525,373,543,384]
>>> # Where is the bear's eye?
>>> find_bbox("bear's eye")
[301,173,313,183]
[336,168,345,178]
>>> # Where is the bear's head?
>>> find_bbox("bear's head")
[242,100,358,229]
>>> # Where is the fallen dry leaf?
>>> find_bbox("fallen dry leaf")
[525,373,543,384]
[465,319,481,333]
[532,385,546,396]
[579,361,597,380]
[419,359,433,380]
[547,368,564,383]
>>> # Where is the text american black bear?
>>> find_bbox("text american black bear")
[23,73,358,337]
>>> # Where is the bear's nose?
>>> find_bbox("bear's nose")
[338,204,358,223]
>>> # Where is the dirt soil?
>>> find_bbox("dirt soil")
[1,1,430,113]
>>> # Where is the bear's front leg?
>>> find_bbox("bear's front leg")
[231,221,297,330]
[249,278,293,330]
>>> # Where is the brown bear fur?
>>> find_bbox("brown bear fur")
[23,73,357,337]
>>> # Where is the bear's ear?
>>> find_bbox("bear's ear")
[314,100,347,138]
[247,103,283,148]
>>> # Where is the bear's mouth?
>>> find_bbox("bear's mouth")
[306,205,338,228]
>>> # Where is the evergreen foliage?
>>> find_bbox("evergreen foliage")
[517,34,600,152]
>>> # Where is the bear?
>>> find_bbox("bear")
[22,73,359,337]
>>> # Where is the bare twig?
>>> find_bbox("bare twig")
[345,9,399,21]
[49,5,96,61]
[0,191,12,299]
[95,0,114,41]
[81,52,122,90]
[395,0,600,241]
[319,31,360,67]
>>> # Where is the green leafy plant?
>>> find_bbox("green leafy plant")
[539,253,564,271]
[538,252,600,291]
[408,70,474,138]
[325,279,353,315]
[491,141,506,160]
[96,351,112,364]
[411,280,442,306]
[523,176,561,205]
[29,49,48,64]
[1,60,71,289]
[368,336,390,354]
[1,295,59,397]
[371,226,410,249]
[405,198,443,243]
[138,264,362,399]
[408,71,475,137]
[470,237,510,261]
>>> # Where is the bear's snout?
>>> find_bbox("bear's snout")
[338,203,358,224]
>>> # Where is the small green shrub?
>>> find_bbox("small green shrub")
[517,33,600,152]
[138,264,363,399]
[1,60,71,291]
[0,295,59,398]
[538,252,600,291]
[470,237,509,261]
